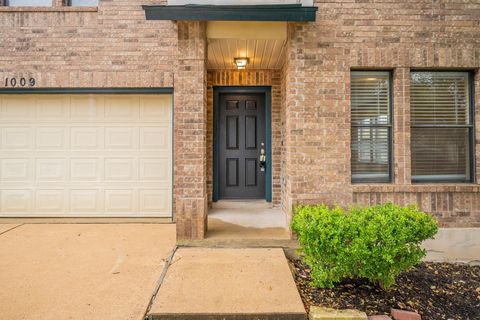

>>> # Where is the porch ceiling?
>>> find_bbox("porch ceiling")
[207,21,287,70]
[207,39,286,70]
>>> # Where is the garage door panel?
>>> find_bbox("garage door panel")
[104,189,136,212]
[1,190,32,212]
[104,158,137,181]
[0,94,172,217]
[140,126,171,151]
[70,95,104,120]
[35,158,66,181]
[105,127,138,150]
[35,127,66,150]
[2,128,32,150]
[70,158,101,181]
[1,95,35,119]
[140,95,171,120]
[139,158,170,181]
[69,189,102,213]
[36,96,68,120]
[35,190,65,212]
[1,159,30,181]
[70,127,104,150]
[104,96,138,119]
[139,189,170,213]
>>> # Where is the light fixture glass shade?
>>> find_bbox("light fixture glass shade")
[234,57,249,69]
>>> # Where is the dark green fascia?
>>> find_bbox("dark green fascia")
[0,88,173,94]
[142,4,317,22]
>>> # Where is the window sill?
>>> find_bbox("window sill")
[352,184,480,193]
[0,6,98,12]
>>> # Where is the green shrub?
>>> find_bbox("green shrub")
[291,203,438,289]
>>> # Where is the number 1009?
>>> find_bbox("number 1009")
[4,77,36,87]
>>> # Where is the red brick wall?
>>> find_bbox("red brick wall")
[1,0,480,232]
[283,0,480,227]
[281,53,291,219]
[0,5,209,238]
[0,0,175,87]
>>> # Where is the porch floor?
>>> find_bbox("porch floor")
[176,201,295,248]
[206,201,290,240]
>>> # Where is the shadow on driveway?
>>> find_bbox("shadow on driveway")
[0,223,176,320]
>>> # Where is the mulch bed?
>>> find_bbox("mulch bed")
[288,257,480,320]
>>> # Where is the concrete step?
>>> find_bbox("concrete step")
[177,237,299,249]
[148,312,306,319]
[147,248,306,320]
[208,208,287,230]
[211,200,272,209]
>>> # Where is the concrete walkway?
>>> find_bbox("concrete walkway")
[0,223,306,319]
[148,247,306,319]
[0,223,176,320]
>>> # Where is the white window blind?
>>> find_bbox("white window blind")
[411,71,473,182]
[351,71,391,183]
[68,0,97,6]
[5,0,51,5]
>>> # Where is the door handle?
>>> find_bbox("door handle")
[259,143,266,171]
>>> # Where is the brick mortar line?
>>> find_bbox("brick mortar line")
[143,245,179,320]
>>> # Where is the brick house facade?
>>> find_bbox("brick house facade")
[0,0,479,239]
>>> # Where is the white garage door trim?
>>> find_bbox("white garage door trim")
[0,89,173,218]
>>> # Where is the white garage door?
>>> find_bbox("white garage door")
[0,94,172,217]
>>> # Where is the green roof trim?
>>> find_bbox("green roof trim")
[142,4,317,22]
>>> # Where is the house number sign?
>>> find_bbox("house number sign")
[4,77,36,87]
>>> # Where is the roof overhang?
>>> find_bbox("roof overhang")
[142,4,317,22]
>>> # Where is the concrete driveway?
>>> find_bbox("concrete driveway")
[0,223,176,320]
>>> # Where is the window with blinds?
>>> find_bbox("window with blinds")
[67,0,98,6]
[4,0,52,5]
[351,71,392,183]
[411,71,473,182]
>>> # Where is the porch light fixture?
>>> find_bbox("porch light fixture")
[234,57,249,70]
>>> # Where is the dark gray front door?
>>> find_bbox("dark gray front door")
[218,93,266,199]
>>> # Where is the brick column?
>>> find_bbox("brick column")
[393,68,412,184]
[174,21,208,240]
